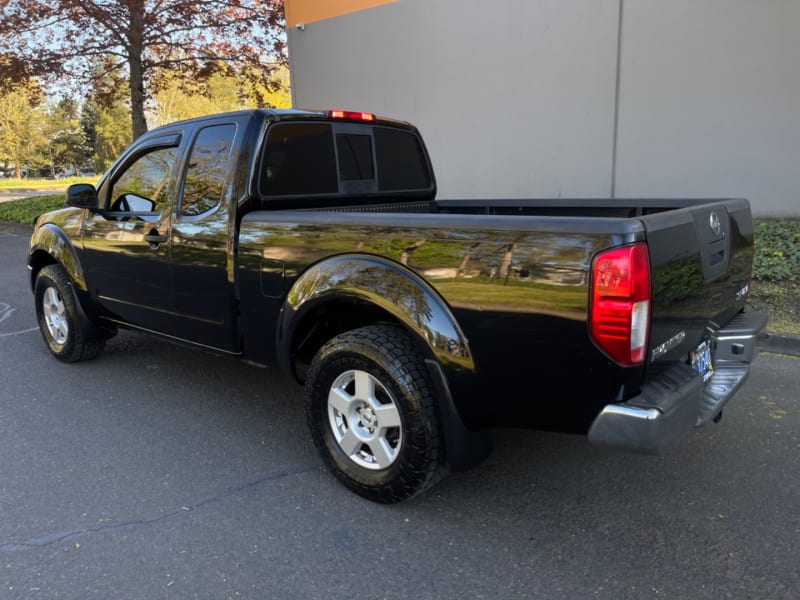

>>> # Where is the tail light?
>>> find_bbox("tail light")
[327,110,376,122]
[589,243,651,366]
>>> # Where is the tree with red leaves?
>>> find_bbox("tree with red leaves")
[0,0,285,139]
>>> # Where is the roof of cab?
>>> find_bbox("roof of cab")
[143,108,416,137]
[267,108,415,129]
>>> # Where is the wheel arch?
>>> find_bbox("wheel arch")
[28,224,86,293]
[278,255,490,471]
[277,254,474,384]
[28,225,109,331]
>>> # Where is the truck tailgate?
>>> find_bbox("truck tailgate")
[587,199,766,452]
[642,198,765,423]
[643,198,754,362]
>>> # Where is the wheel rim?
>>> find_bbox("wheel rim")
[42,286,69,347]
[327,369,403,470]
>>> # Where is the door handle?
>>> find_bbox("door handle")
[144,230,168,246]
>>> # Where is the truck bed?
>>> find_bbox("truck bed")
[239,196,755,433]
[294,197,731,218]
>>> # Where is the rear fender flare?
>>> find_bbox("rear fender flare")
[277,254,474,376]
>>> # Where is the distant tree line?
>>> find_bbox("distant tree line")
[0,63,290,179]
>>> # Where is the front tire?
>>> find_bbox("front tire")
[304,325,445,503]
[34,264,106,362]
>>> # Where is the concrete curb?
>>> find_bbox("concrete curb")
[759,333,800,358]
[0,222,34,236]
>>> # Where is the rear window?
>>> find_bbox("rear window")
[259,121,431,198]
[374,127,431,191]
[336,134,374,180]
[261,123,338,196]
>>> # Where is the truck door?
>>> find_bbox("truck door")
[168,121,240,351]
[81,135,181,331]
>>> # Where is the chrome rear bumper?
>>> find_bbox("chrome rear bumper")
[588,311,767,454]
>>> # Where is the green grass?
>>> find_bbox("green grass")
[753,219,800,282]
[0,176,94,190]
[0,194,65,224]
[749,219,800,335]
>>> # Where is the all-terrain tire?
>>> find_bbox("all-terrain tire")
[34,264,106,362]
[304,325,445,503]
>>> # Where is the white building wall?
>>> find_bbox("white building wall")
[288,0,620,200]
[615,0,800,217]
[288,0,800,216]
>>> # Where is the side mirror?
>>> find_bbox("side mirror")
[66,184,99,210]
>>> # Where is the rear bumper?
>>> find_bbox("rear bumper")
[588,311,767,454]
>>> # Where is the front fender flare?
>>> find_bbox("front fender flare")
[28,223,86,292]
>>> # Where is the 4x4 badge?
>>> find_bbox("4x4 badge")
[709,212,722,236]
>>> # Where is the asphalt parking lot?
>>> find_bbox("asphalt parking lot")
[1,226,799,599]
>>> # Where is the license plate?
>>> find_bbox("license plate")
[691,340,714,382]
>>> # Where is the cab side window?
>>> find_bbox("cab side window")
[109,146,178,216]
[260,123,337,197]
[181,124,237,217]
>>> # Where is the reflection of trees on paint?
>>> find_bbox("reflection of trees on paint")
[652,257,703,304]
[313,226,592,282]
[320,261,434,329]
[251,220,602,320]
[291,259,475,359]
[499,243,516,281]
[250,221,603,293]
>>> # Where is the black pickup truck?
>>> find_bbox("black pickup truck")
[29,108,766,502]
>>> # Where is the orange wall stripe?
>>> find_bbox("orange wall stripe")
[285,0,399,27]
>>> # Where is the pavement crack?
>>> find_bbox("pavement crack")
[0,463,316,554]
[0,326,39,338]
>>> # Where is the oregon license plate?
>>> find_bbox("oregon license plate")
[691,340,714,381]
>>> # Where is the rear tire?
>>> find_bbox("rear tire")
[34,264,106,363]
[304,325,445,503]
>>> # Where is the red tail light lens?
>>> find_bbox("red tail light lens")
[590,243,651,366]
[326,110,376,122]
